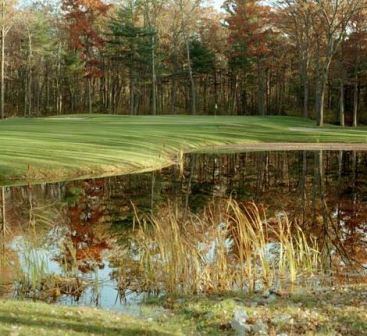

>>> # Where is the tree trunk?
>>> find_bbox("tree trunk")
[315,42,332,127]
[303,73,309,118]
[185,36,196,115]
[171,77,176,114]
[317,83,325,127]
[299,46,310,118]
[56,43,62,115]
[214,68,218,114]
[0,0,5,120]
[27,31,33,117]
[339,79,345,127]
[353,72,358,128]
[151,34,157,115]
[241,77,247,115]
[129,68,135,115]
[257,62,266,116]
[88,78,92,114]
[316,68,327,127]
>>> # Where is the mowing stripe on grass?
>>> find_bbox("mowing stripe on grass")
[1,115,367,186]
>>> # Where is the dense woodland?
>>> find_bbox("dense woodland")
[0,0,366,126]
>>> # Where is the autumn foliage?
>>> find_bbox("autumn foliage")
[62,0,110,78]
[225,0,272,60]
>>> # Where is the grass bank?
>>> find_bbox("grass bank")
[0,285,365,335]
[1,115,367,185]
[0,299,178,335]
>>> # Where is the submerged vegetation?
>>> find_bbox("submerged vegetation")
[1,115,367,185]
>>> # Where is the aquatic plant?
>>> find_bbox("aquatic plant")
[125,200,322,295]
[14,241,88,301]
[17,243,51,293]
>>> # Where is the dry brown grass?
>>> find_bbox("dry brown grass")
[120,199,322,295]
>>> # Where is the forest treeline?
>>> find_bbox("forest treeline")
[0,0,366,126]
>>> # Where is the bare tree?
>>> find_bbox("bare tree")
[312,0,363,126]
[174,0,202,115]
[0,0,15,119]
[280,0,314,118]
[141,0,164,115]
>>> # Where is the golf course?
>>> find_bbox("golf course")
[3,0,367,333]
[1,115,367,185]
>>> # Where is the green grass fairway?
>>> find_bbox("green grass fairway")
[1,114,367,185]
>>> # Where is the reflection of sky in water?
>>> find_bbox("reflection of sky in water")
[11,235,63,275]
[58,262,148,315]
[10,234,147,314]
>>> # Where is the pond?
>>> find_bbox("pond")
[0,150,366,313]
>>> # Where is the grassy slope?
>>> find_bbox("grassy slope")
[0,285,366,335]
[0,300,179,336]
[1,115,367,185]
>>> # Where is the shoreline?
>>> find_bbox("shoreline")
[2,142,367,187]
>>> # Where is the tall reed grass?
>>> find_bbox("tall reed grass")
[126,199,322,295]
[15,241,88,301]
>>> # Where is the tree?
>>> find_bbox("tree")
[62,0,110,114]
[342,10,367,127]
[0,0,16,119]
[174,0,203,115]
[189,38,215,74]
[225,0,272,115]
[20,6,56,116]
[3,0,367,121]
[311,0,363,126]
[108,1,153,115]
[278,0,314,118]
[141,0,164,115]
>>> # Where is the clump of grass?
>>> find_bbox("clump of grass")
[14,242,87,302]
[126,200,322,295]
[17,244,50,294]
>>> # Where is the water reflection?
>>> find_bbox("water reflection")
[0,150,366,310]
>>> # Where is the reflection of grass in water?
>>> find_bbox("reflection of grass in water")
[16,237,108,304]
[14,223,86,301]
[15,241,56,299]
[20,244,50,291]
[122,200,323,295]
[0,203,61,296]
[13,201,64,297]
[15,243,89,301]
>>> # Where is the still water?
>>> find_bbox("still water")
[0,150,366,312]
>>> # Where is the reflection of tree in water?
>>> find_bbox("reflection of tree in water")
[0,186,15,295]
[179,152,367,272]
[61,180,110,273]
[105,151,367,273]
[332,152,367,272]
[0,150,366,296]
